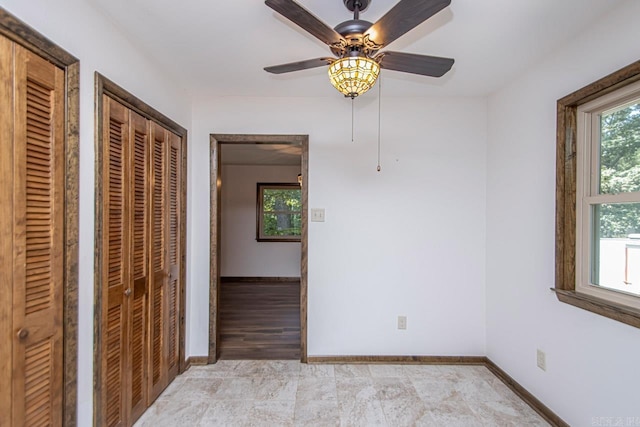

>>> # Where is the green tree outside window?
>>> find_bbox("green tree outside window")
[257,183,301,241]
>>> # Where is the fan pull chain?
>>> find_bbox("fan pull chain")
[377,75,382,172]
[351,97,355,143]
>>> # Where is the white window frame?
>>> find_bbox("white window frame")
[576,79,640,310]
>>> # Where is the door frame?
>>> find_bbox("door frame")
[93,73,188,424]
[0,9,80,425]
[209,134,309,363]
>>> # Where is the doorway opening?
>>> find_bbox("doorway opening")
[209,134,309,363]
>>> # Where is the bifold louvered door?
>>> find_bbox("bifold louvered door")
[101,96,146,427]
[101,96,181,426]
[0,36,65,426]
[147,124,181,402]
[166,132,181,383]
[148,122,167,402]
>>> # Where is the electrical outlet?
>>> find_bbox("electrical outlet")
[536,349,546,371]
[397,316,407,330]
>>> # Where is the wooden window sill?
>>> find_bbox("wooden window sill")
[551,288,640,329]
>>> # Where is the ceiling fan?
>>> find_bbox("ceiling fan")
[264,0,454,98]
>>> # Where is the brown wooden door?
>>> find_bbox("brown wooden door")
[0,37,65,426]
[100,96,182,425]
[101,97,151,426]
[166,132,182,382]
[148,122,168,402]
[127,110,149,423]
[102,96,129,427]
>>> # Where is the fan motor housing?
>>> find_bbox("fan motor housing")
[331,19,374,57]
[334,19,372,38]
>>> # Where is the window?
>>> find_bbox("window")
[556,61,640,328]
[576,81,640,309]
[257,183,301,242]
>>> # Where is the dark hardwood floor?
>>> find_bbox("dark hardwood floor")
[219,279,301,360]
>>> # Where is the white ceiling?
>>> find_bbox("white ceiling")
[221,143,302,165]
[88,0,622,98]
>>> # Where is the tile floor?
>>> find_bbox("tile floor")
[134,360,549,426]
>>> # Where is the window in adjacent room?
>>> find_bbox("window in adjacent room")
[257,183,301,242]
[556,61,640,328]
[576,80,640,309]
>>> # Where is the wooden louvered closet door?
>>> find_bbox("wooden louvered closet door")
[166,131,182,383]
[101,97,129,427]
[128,110,149,423]
[101,96,151,426]
[148,122,168,402]
[101,96,181,426]
[0,36,65,426]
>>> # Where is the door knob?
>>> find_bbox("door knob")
[17,328,29,340]
[124,288,132,297]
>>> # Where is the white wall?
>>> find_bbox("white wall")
[221,164,301,277]
[0,1,192,424]
[189,94,487,357]
[486,1,640,425]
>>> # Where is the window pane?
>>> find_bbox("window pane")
[263,188,301,213]
[262,213,301,237]
[599,100,640,194]
[591,203,640,296]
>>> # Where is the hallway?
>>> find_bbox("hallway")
[219,280,301,360]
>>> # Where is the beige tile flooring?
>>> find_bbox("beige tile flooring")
[134,360,549,426]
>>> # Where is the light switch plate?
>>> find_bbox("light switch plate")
[536,349,546,371]
[311,208,325,222]
[397,316,407,330]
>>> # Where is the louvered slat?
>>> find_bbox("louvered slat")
[167,138,180,373]
[25,78,52,316]
[105,306,122,427]
[153,135,164,272]
[133,130,146,280]
[167,278,177,369]
[152,287,162,384]
[108,120,124,290]
[24,340,52,427]
[130,296,144,408]
[169,145,178,265]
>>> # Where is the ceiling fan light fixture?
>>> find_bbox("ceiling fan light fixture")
[328,56,380,98]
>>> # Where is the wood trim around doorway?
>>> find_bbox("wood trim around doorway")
[209,134,309,364]
[0,8,80,426]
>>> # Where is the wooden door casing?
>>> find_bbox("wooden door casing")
[0,33,14,427]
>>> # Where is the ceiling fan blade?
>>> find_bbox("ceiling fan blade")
[264,57,335,74]
[265,0,345,46]
[376,51,454,77]
[366,0,450,47]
